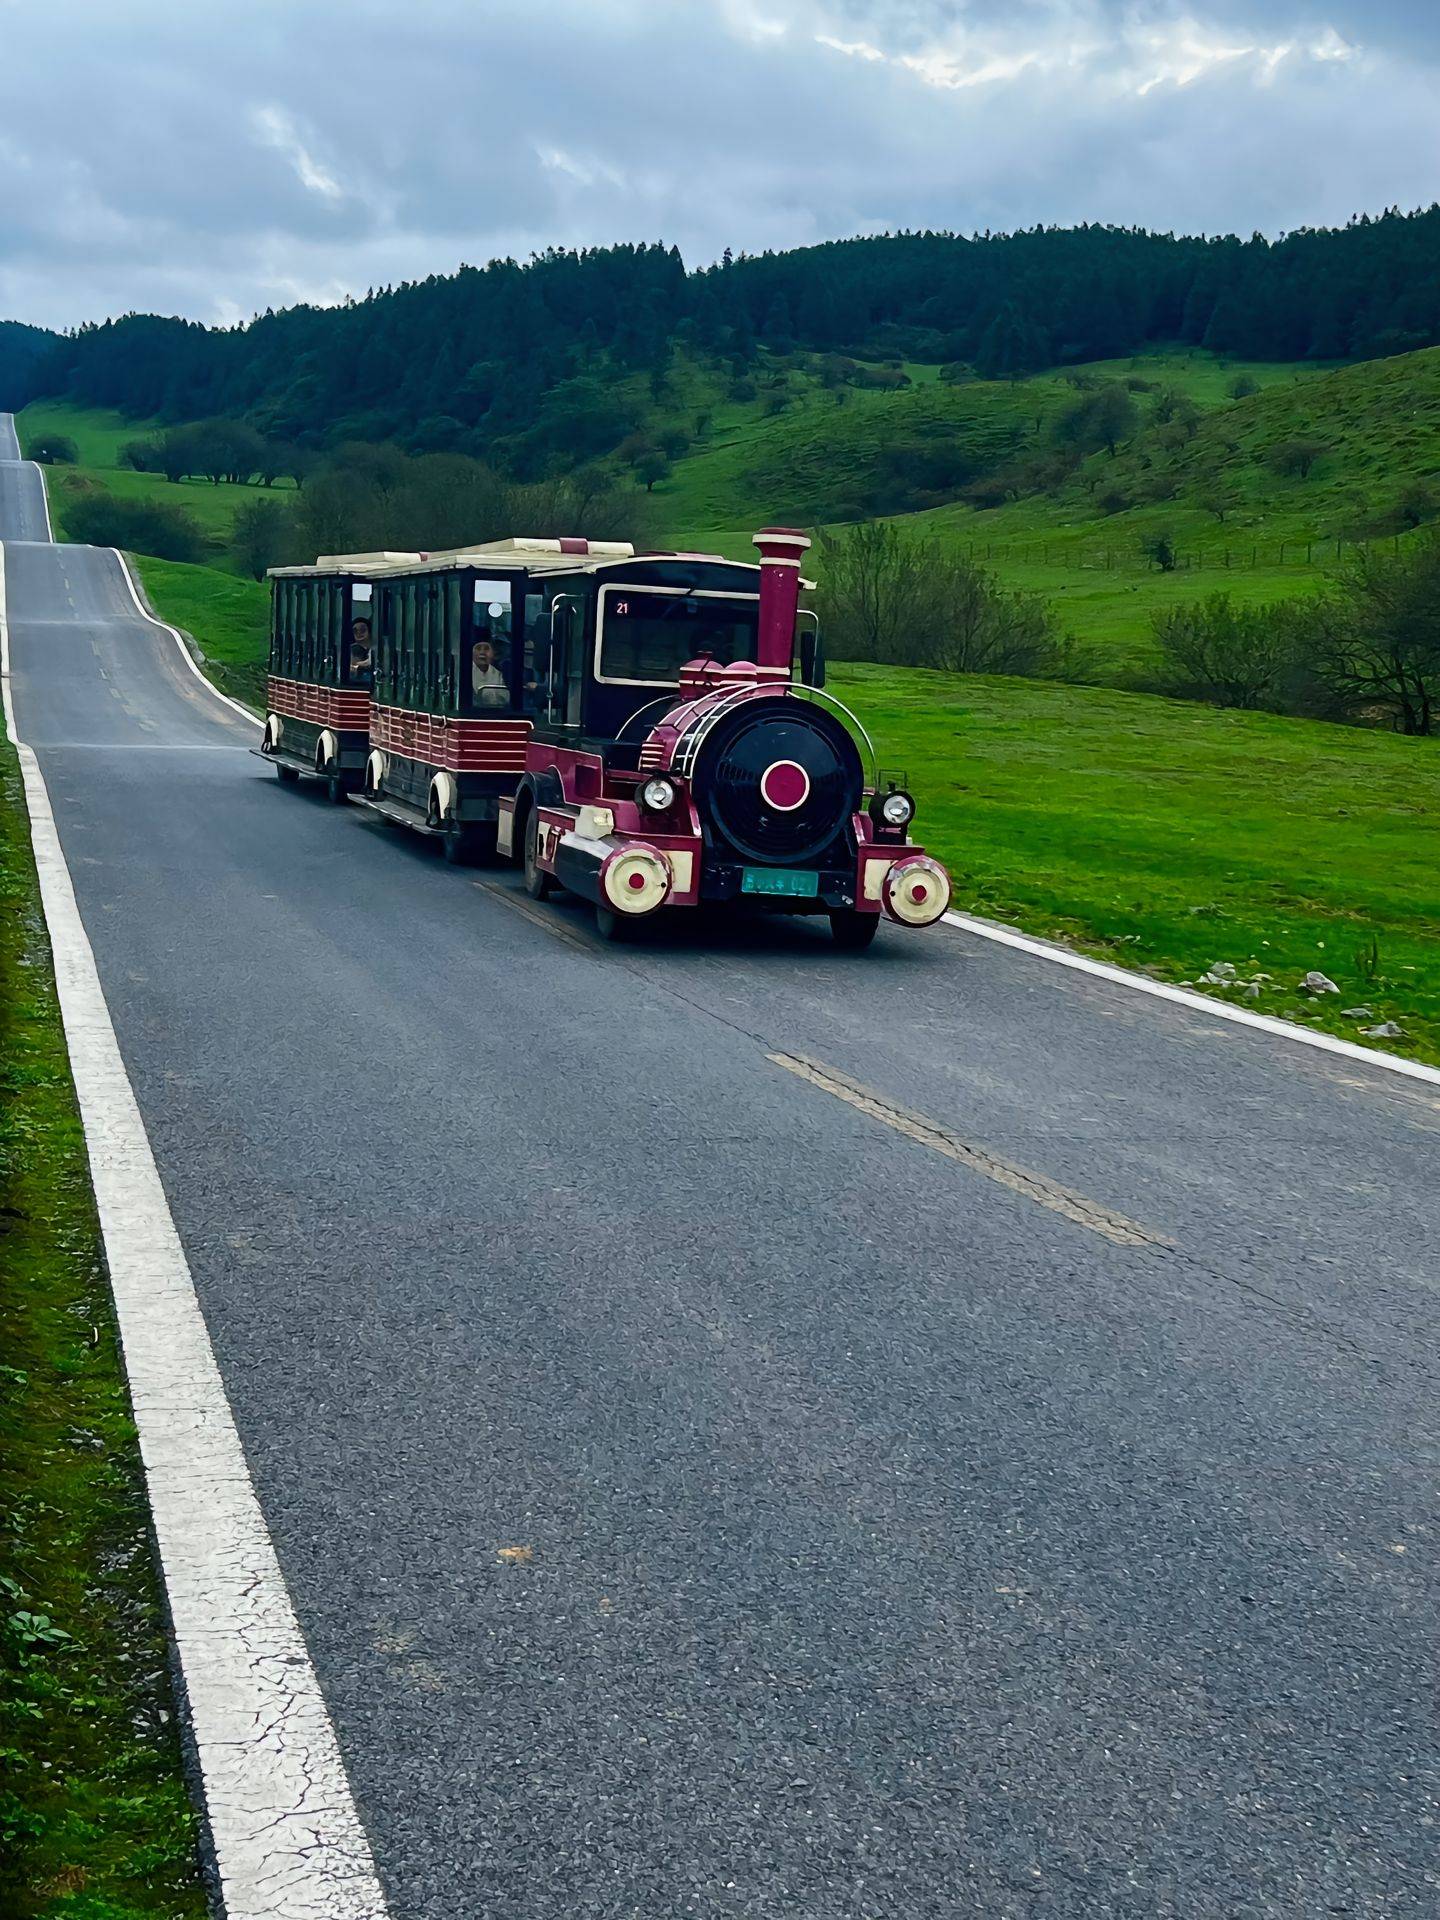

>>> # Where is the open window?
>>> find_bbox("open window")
[346,581,374,687]
[466,577,515,713]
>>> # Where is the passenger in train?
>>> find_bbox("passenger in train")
[349,618,373,684]
[471,635,509,708]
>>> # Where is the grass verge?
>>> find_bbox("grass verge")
[0,741,206,1919]
[831,663,1440,1066]
[128,557,268,711]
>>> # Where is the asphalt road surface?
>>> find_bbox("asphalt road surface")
[3,417,1436,1917]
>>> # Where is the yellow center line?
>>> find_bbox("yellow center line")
[477,880,595,953]
[768,1051,1176,1251]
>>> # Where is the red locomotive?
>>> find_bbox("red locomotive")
[497,528,951,948]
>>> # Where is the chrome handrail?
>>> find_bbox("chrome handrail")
[790,683,880,787]
[673,684,768,780]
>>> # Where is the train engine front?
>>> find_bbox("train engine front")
[510,528,951,949]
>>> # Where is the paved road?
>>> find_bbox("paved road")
[3,417,1436,1917]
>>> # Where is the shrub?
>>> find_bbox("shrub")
[1298,536,1440,735]
[815,521,1075,678]
[1053,383,1139,456]
[1154,594,1294,710]
[30,433,78,465]
[1267,436,1327,480]
[63,491,206,563]
[119,438,164,473]
[232,498,294,580]
[1395,481,1439,530]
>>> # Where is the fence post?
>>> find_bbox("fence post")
[1305,543,1313,564]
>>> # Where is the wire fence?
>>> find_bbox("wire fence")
[962,535,1415,573]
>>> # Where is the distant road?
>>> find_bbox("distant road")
[0,412,49,536]
[3,414,1436,1917]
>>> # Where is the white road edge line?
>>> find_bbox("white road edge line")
[1,548,390,1914]
[111,546,256,726]
[941,909,1440,1091]
[36,458,54,541]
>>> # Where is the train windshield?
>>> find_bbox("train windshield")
[597,590,759,686]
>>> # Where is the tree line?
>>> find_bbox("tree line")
[50,440,649,576]
[15,208,1440,468]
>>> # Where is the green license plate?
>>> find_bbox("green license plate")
[741,868,819,898]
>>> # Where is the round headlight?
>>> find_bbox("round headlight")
[880,789,915,828]
[640,776,677,813]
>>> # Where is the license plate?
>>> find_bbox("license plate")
[742,868,819,898]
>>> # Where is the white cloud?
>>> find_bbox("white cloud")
[251,104,344,202]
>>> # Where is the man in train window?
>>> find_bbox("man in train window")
[471,634,508,708]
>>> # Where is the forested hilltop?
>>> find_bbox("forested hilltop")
[0,320,56,407]
[17,209,1440,468]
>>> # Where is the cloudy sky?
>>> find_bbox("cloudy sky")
[0,0,1436,330]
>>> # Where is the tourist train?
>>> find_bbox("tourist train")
[260,529,950,949]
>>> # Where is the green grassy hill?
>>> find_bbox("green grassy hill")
[647,346,1440,679]
[18,400,295,552]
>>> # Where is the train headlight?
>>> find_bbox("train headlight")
[601,844,672,916]
[639,775,678,813]
[875,787,917,833]
[882,855,950,928]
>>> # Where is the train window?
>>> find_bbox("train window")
[348,583,374,686]
[272,582,285,675]
[397,583,413,707]
[416,584,431,707]
[468,578,514,712]
[596,590,758,686]
[522,592,547,713]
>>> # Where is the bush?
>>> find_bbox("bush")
[1053,383,1139,457]
[1299,536,1440,735]
[232,498,294,579]
[30,434,77,465]
[1395,481,1439,531]
[1268,436,1327,480]
[119,438,164,473]
[815,521,1075,678]
[63,491,206,563]
[1154,594,1295,710]
[1228,374,1260,400]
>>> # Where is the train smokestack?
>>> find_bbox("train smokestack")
[753,527,811,672]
